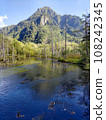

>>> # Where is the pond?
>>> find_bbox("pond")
[0,58,90,120]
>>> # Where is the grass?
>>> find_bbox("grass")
[84,63,90,70]
[58,55,90,70]
[58,55,82,64]
[58,58,81,64]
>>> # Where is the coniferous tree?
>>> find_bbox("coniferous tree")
[64,16,67,58]
[82,13,90,62]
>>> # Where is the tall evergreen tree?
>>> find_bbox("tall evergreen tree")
[82,13,90,60]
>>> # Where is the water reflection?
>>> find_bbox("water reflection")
[0,58,90,120]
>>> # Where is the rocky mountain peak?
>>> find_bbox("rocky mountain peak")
[36,7,57,17]
[27,7,57,22]
[37,7,54,13]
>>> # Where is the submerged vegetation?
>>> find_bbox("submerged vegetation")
[0,58,90,120]
[0,7,90,69]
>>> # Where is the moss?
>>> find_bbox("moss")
[58,57,81,64]
[84,63,90,70]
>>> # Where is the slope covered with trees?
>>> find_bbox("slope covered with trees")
[0,7,84,43]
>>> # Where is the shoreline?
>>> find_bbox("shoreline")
[0,56,90,70]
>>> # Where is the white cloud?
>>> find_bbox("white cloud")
[0,15,8,28]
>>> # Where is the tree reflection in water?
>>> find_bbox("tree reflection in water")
[19,59,90,120]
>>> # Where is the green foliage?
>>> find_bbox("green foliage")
[84,63,90,70]
[0,7,90,70]
[58,57,81,64]
[80,13,90,64]
[0,34,40,60]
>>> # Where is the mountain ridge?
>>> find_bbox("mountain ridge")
[0,7,84,43]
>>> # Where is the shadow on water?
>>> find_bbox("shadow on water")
[0,58,90,120]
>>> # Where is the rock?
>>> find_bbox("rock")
[40,15,49,25]
[49,102,55,107]
[21,81,27,84]
[70,111,76,114]
[67,92,74,96]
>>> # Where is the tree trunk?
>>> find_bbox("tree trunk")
[2,32,5,61]
[85,22,89,57]
[61,41,63,57]
[51,27,54,58]
[65,29,67,58]
[64,16,67,58]
[12,46,14,61]
[7,41,9,59]
[44,43,46,58]
[58,44,60,58]
[0,44,1,60]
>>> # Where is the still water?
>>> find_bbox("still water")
[0,58,90,120]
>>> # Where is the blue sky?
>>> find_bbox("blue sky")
[0,0,90,28]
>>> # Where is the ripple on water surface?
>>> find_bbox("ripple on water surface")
[0,59,90,120]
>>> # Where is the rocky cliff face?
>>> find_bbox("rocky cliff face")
[40,15,49,25]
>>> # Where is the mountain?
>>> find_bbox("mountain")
[0,7,84,43]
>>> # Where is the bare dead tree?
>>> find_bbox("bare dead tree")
[12,45,14,61]
[2,31,5,61]
[43,37,47,58]
[50,27,54,58]
[0,44,1,60]
[6,40,9,59]
[64,15,67,58]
